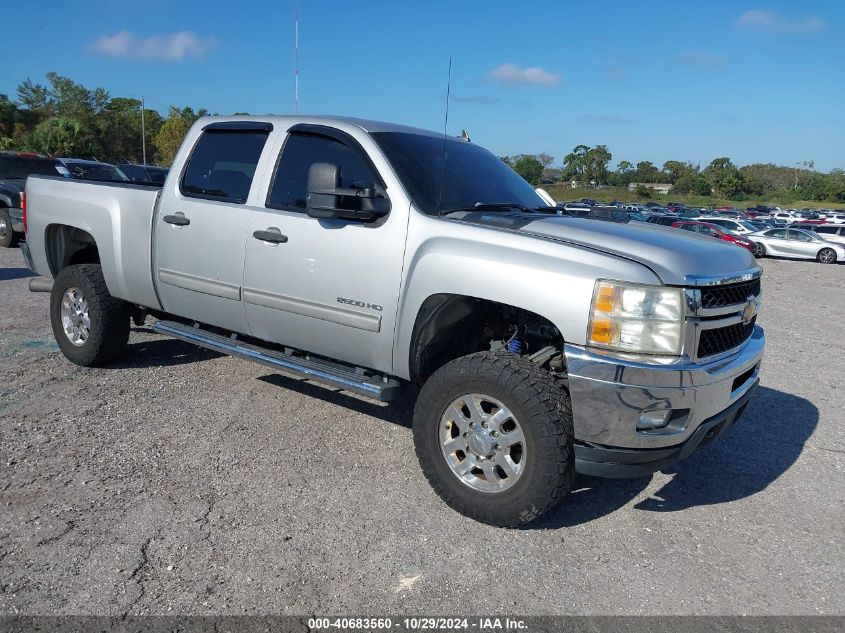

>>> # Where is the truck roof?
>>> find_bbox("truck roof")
[196,115,445,139]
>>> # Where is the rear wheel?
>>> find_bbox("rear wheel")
[50,264,131,366]
[818,248,837,264]
[0,209,18,248]
[413,352,574,527]
[753,242,766,258]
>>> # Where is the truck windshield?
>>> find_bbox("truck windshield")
[371,132,544,216]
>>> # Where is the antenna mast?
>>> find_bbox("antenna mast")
[294,0,300,114]
[436,57,452,214]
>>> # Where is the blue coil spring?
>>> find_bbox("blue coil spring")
[507,337,523,354]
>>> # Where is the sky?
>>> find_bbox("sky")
[2,0,843,171]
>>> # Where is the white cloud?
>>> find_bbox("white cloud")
[89,31,218,62]
[487,63,561,87]
[736,9,825,34]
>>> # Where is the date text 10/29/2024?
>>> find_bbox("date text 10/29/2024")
[307,618,528,631]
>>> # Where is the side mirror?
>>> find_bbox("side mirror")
[306,162,390,221]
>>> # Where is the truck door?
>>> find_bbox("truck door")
[242,126,407,373]
[153,122,273,333]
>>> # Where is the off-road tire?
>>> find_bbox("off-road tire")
[0,209,17,248]
[413,351,575,527]
[817,248,837,264]
[50,264,131,366]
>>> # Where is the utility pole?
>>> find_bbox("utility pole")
[140,96,147,165]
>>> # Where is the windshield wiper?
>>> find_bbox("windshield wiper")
[438,203,557,217]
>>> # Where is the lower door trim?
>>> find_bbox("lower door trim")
[243,287,381,332]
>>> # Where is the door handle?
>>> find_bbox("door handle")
[163,213,190,226]
[253,228,289,244]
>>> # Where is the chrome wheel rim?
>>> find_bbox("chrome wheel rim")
[0,218,7,239]
[439,393,526,493]
[754,244,764,257]
[820,249,835,263]
[60,287,90,346]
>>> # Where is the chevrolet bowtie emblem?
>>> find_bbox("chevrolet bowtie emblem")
[741,296,758,325]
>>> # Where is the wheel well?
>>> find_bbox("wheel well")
[45,224,100,276]
[409,294,564,383]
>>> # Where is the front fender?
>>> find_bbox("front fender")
[391,219,661,379]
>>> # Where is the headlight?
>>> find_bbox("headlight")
[587,280,685,355]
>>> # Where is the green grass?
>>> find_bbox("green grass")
[541,185,844,210]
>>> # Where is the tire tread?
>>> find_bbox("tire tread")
[413,351,575,527]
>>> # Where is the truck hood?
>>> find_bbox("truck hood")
[454,212,758,286]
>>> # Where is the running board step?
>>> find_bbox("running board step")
[152,320,403,402]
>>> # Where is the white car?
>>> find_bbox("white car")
[698,217,759,235]
[813,225,845,245]
[824,214,845,225]
[750,227,845,264]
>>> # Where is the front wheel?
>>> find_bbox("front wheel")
[818,248,837,264]
[752,242,766,258]
[50,264,131,366]
[413,352,575,527]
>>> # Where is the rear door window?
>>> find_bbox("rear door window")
[181,129,270,203]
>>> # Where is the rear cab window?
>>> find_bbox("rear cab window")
[180,123,271,204]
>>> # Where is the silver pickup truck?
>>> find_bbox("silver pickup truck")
[21,116,764,527]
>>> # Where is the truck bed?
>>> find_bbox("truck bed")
[25,176,163,310]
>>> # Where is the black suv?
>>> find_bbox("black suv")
[0,151,69,247]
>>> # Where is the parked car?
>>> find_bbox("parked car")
[671,221,755,252]
[645,215,679,226]
[58,158,129,182]
[747,219,776,231]
[627,211,648,222]
[579,198,599,206]
[807,224,845,246]
[750,227,845,264]
[698,217,759,236]
[585,206,629,223]
[21,114,764,527]
[0,151,71,248]
[116,163,169,185]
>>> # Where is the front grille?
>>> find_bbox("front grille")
[698,316,756,358]
[700,278,761,309]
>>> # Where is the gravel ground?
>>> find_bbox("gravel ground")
[0,245,842,617]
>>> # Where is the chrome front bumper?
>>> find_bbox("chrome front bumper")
[565,325,764,477]
[8,208,24,233]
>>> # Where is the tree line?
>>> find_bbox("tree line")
[503,145,845,203]
[2,73,843,202]
[0,73,209,166]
